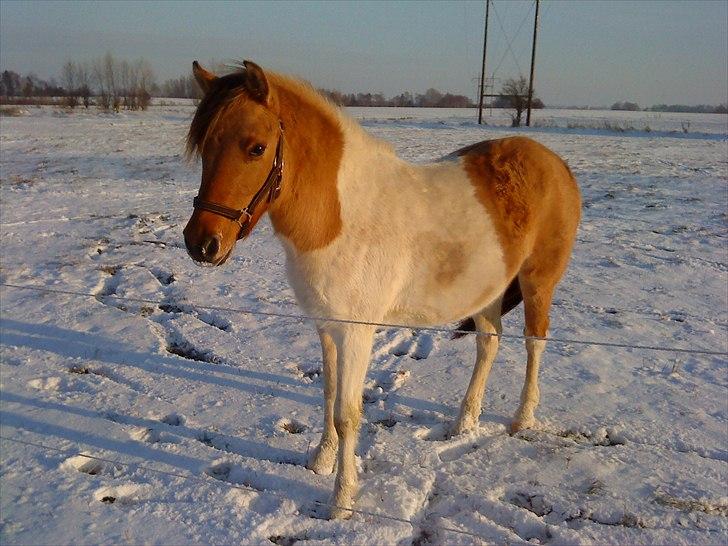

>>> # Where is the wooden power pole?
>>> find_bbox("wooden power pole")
[526,0,540,127]
[477,0,490,125]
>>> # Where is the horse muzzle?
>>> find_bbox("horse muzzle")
[183,223,234,266]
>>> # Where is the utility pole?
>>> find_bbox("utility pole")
[526,0,540,127]
[477,0,490,124]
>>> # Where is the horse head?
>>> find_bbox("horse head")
[183,60,283,265]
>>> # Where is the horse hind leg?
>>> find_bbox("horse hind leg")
[510,263,561,434]
[451,299,502,436]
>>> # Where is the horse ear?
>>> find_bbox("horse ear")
[192,61,217,94]
[242,60,270,105]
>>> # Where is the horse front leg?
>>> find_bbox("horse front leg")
[328,324,375,519]
[451,303,502,436]
[308,329,338,475]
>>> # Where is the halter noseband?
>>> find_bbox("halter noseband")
[193,122,284,240]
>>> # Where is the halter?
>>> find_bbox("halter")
[193,122,284,240]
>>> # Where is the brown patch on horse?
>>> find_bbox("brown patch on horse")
[264,73,344,252]
[433,241,466,287]
[458,136,580,339]
[458,137,579,276]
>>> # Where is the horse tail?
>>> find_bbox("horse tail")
[452,277,522,339]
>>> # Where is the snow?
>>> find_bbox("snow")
[1,104,726,545]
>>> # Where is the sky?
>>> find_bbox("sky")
[1,0,726,107]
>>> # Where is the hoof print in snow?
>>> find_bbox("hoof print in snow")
[88,237,109,258]
[373,418,397,429]
[160,413,186,426]
[205,462,233,481]
[386,369,411,390]
[159,303,183,314]
[205,462,264,491]
[510,492,553,517]
[280,419,307,434]
[389,331,435,360]
[556,427,626,447]
[269,535,300,546]
[131,426,179,444]
[296,366,321,382]
[62,454,104,475]
[416,423,449,442]
[94,484,147,505]
[150,267,176,286]
[197,430,222,448]
[166,340,218,363]
[28,376,63,391]
[98,264,122,276]
[131,427,161,443]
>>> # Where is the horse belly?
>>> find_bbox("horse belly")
[387,237,509,326]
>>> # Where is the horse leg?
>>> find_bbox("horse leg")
[451,301,502,436]
[308,329,338,475]
[511,269,556,433]
[328,324,375,519]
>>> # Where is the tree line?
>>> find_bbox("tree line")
[318,88,474,108]
[611,100,727,114]
[1,55,532,115]
[2,57,726,117]
[0,54,200,110]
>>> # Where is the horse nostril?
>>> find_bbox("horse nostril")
[200,235,221,259]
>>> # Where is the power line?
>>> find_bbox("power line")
[490,0,534,79]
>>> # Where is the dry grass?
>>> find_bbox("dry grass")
[0,106,27,117]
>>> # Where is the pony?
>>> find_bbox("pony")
[183,60,581,519]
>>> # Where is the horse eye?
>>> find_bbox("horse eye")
[249,144,266,157]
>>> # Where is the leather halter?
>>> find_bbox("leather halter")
[193,122,284,240]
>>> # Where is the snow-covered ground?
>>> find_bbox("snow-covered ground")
[0,105,726,545]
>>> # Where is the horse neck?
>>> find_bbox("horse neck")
[266,80,346,253]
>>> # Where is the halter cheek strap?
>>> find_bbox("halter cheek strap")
[193,122,284,240]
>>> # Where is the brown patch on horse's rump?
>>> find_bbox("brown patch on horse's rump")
[458,137,580,276]
[265,73,344,252]
[458,136,580,339]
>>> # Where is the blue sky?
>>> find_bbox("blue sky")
[1,0,726,106]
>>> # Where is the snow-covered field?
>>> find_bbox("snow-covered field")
[1,105,726,545]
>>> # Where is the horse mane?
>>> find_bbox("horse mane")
[186,64,395,159]
[186,66,259,158]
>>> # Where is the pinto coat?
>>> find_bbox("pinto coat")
[183,61,581,519]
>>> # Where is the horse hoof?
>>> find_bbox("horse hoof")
[328,502,354,520]
[510,418,535,434]
[308,454,336,475]
[450,418,477,437]
[307,443,337,475]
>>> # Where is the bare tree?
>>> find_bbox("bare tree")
[87,54,156,111]
[100,52,121,112]
[1,70,21,97]
[499,76,534,127]
[61,61,78,108]
[135,58,154,110]
[76,62,91,108]
[92,57,109,110]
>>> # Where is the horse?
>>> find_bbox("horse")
[183,60,581,519]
